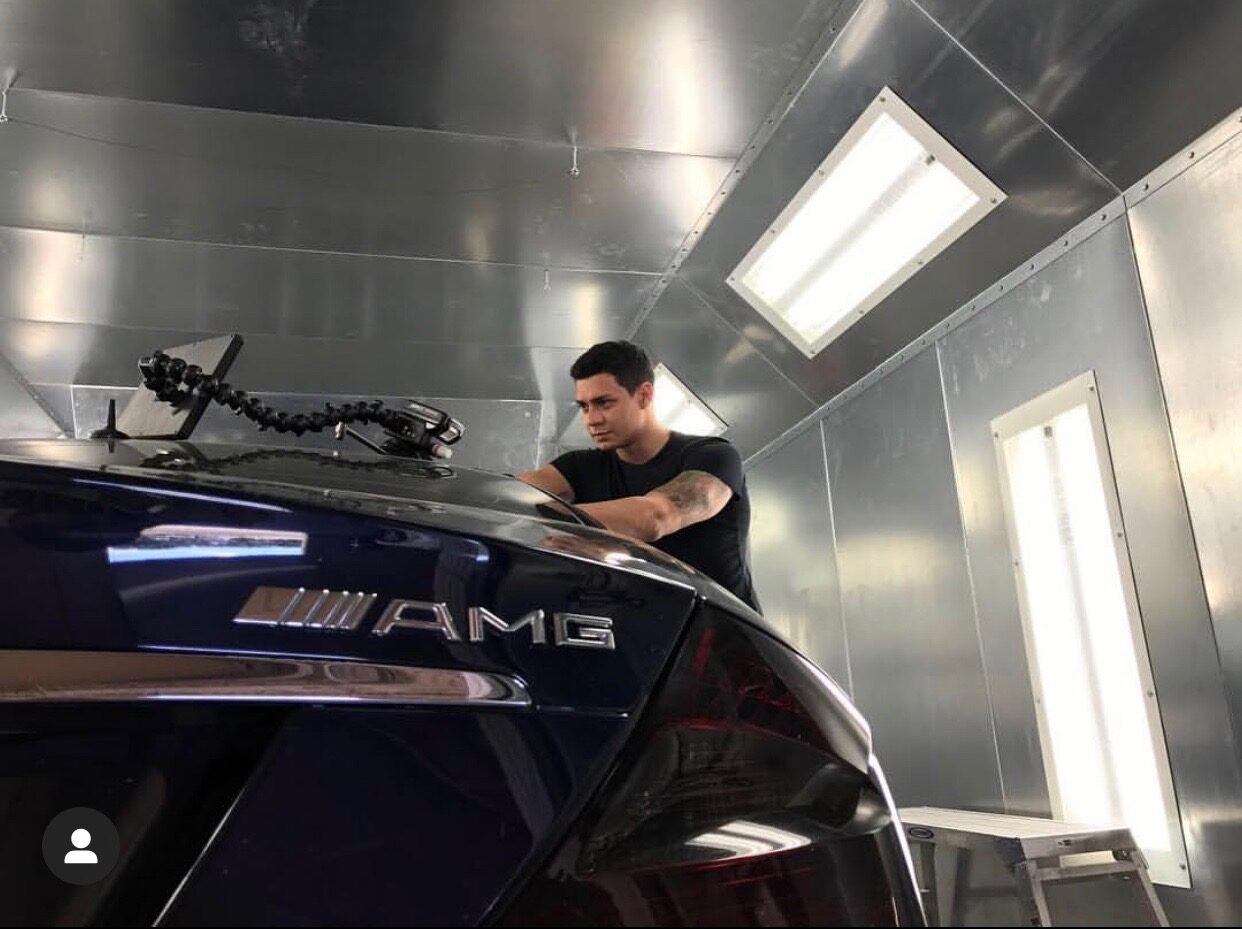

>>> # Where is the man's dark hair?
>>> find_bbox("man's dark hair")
[569,341,655,393]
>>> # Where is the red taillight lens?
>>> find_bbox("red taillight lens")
[499,608,917,927]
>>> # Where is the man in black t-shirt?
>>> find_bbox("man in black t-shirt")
[518,341,760,612]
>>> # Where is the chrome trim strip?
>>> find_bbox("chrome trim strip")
[0,650,531,707]
[335,591,377,630]
[312,590,346,629]
[289,588,329,628]
[277,586,308,624]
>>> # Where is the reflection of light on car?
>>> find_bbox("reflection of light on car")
[685,820,812,860]
[73,478,290,512]
[107,525,308,563]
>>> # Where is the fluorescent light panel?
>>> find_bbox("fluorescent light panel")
[653,364,726,437]
[729,87,1005,358]
[995,377,1189,887]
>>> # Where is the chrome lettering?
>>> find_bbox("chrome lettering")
[372,599,461,641]
[553,613,616,650]
[234,588,616,650]
[467,607,546,645]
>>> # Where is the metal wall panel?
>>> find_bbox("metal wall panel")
[551,400,591,453]
[669,0,1114,408]
[0,0,844,157]
[0,355,63,438]
[1130,132,1242,913]
[631,280,815,459]
[938,217,1242,924]
[917,0,1242,189]
[746,421,850,691]
[0,89,730,273]
[535,400,561,472]
[26,382,73,435]
[0,227,653,350]
[823,349,1001,809]
[0,318,584,403]
[70,385,544,475]
[1130,131,1242,720]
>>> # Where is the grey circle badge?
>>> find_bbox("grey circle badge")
[42,808,120,885]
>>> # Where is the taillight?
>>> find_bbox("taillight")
[498,606,922,927]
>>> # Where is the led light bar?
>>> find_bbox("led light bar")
[729,87,1005,357]
[994,374,1190,888]
[653,363,726,436]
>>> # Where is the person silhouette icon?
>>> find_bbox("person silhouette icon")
[63,828,98,865]
[43,808,118,884]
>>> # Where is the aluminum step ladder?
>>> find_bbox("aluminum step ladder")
[898,807,1169,927]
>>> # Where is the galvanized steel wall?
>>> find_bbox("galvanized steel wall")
[747,112,1242,924]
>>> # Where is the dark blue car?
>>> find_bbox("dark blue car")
[0,437,923,926]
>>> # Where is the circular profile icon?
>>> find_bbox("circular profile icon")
[42,808,120,885]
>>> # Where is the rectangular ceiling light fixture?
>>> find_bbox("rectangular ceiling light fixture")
[728,87,1005,358]
[653,363,727,437]
[993,373,1190,888]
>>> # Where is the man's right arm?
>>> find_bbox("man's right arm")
[517,464,576,503]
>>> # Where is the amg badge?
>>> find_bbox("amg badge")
[234,587,615,650]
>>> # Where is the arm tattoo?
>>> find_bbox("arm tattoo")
[654,470,721,521]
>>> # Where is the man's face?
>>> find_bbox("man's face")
[574,373,653,450]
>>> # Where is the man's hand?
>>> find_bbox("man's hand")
[577,470,733,543]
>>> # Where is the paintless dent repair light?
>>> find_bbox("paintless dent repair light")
[653,364,728,437]
[728,87,1005,359]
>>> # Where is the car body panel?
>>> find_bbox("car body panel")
[0,436,918,926]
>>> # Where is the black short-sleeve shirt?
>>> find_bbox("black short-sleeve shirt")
[551,432,760,611]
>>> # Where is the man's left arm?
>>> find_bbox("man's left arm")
[576,470,732,542]
[575,441,742,543]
